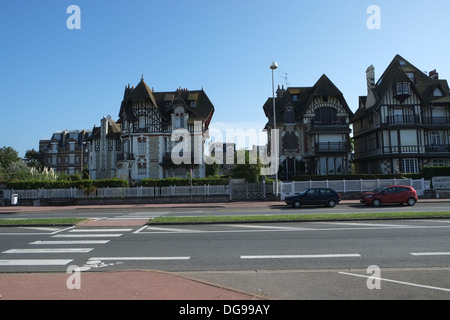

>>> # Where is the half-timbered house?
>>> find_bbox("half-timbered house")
[88,77,215,181]
[263,74,354,179]
[352,55,450,174]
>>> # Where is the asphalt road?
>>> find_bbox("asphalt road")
[1,205,450,299]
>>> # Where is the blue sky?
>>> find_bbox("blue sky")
[1,0,450,157]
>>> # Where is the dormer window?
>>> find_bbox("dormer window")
[434,88,443,97]
[292,95,299,101]
[406,72,417,85]
[395,82,410,97]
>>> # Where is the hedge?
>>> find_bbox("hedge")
[140,177,229,187]
[6,178,129,190]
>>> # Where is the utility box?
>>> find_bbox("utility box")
[11,194,18,206]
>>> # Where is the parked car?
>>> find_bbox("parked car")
[360,185,418,207]
[285,188,341,208]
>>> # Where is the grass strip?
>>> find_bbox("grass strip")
[0,218,86,226]
[149,211,450,224]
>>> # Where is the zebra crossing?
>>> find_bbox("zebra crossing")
[0,226,133,270]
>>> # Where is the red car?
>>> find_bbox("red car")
[360,185,418,207]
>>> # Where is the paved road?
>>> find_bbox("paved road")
[1,200,450,300]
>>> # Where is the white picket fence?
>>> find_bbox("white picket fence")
[2,185,230,201]
[280,178,428,201]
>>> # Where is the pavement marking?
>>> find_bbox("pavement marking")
[339,271,450,293]
[0,259,73,266]
[52,233,123,238]
[410,252,450,256]
[3,248,94,254]
[30,240,110,245]
[89,256,191,261]
[69,228,132,232]
[240,254,361,259]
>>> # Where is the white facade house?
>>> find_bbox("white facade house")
[88,77,215,181]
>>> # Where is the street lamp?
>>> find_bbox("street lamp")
[270,61,279,199]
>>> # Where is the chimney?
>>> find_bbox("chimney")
[429,69,439,80]
[276,85,286,98]
[366,65,376,89]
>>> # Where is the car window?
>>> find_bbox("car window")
[320,189,332,195]
[307,189,319,196]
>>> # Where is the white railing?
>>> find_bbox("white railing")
[2,185,230,201]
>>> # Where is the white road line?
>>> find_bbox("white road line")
[89,256,191,261]
[241,254,361,259]
[339,271,450,293]
[69,228,132,232]
[0,259,73,266]
[3,248,94,254]
[410,252,450,256]
[144,226,202,233]
[30,240,110,245]
[230,224,309,231]
[317,222,412,228]
[52,234,123,238]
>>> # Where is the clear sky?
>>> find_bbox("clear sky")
[1,0,450,157]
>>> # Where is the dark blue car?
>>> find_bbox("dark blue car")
[285,188,341,208]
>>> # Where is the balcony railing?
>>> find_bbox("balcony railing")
[425,145,450,153]
[117,153,135,161]
[315,142,351,153]
[423,117,450,126]
[311,117,347,126]
[385,115,419,125]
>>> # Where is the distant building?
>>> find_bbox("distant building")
[263,75,354,179]
[39,129,91,176]
[352,55,450,174]
[88,77,215,181]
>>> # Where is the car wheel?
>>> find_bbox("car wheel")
[328,199,337,208]
[293,200,302,208]
[372,199,381,207]
[407,198,416,206]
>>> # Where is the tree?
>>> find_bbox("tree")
[0,146,20,170]
[230,150,263,182]
[25,149,44,169]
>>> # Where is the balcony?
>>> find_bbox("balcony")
[382,145,424,154]
[315,142,351,153]
[117,153,135,161]
[423,117,450,126]
[425,145,450,153]
[385,115,420,125]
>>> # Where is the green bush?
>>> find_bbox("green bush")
[141,177,228,187]
[6,178,129,190]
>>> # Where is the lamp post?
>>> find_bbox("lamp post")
[270,61,279,199]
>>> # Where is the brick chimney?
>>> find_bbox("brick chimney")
[276,85,286,98]
[429,69,439,80]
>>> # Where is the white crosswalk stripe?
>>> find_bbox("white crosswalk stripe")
[0,227,130,268]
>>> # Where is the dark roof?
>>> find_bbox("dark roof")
[118,79,214,129]
[263,74,352,127]
[353,54,450,121]
[89,118,121,140]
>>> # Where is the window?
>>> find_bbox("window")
[139,115,146,129]
[315,107,338,125]
[138,163,147,175]
[395,82,410,96]
[284,107,295,124]
[138,139,147,155]
[432,159,447,167]
[434,88,443,97]
[429,131,444,145]
[402,158,418,173]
